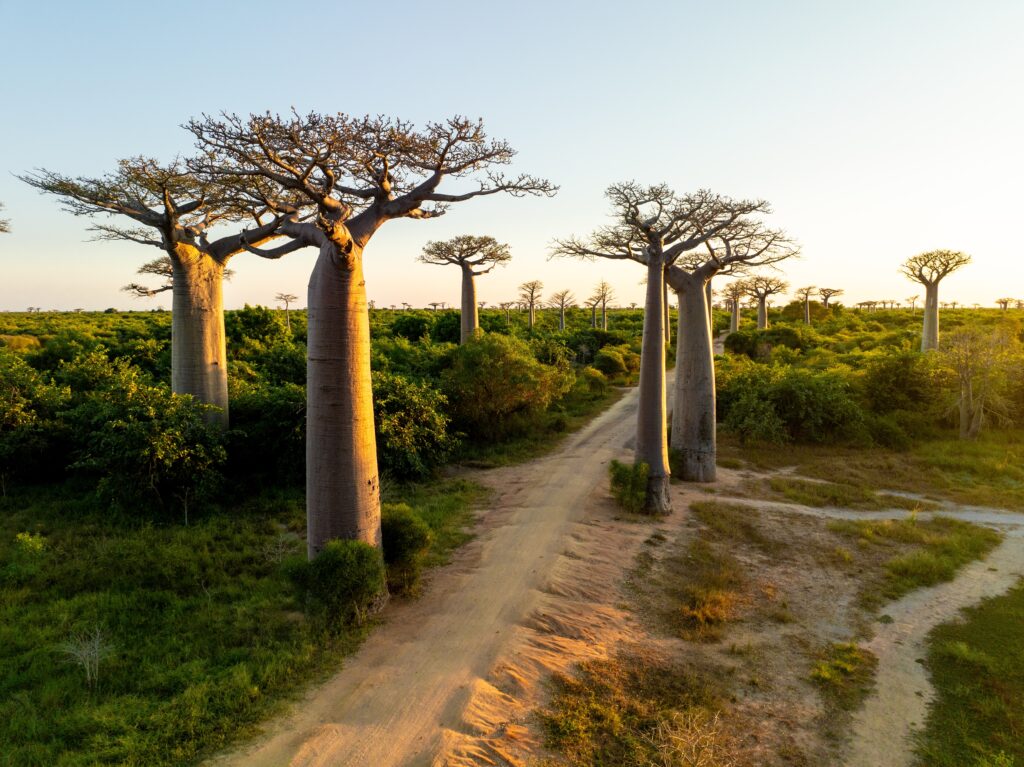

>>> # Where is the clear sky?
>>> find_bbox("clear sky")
[1,0,1021,311]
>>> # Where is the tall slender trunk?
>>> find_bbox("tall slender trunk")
[559,305,565,331]
[170,249,228,427]
[803,297,811,324]
[306,243,381,558]
[822,296,830,311]
[505,308,510,324]
[284,306,291,332]
[922,282,939,351]
[528,303,535,329]
[729,299,740,332]
[591,304,597,328]
[459,265,479,344]
[601,300,608,331]
[757,296,769,329]
[671,273,716,482]
[636,258,671,513]
[958,377,973,440]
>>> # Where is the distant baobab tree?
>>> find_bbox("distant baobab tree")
[794,286,816,324]
[723,280,746,332]
[742,275,789,329]
[418,234,511,343]
[519,280,544,329]
[0,201,10,233]
[275,292,299,330]
[478,301,487,309]
[428,302,442,311]
[401,302,411,311]
[187,111,556,556]
[549,289,576,331]
[498,300,515,324]
[818,287,843,311]
[629,302,637,310]
[996,297,1013,311]
[899,249,971,351]
[590,280,615,331]
[20,158,293,428]
[906,295,919,311]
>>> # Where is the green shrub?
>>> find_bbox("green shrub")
[374,372,457,480]
[580,366,608,395]
[593,347,627,376]
[609,459,649,514]
[0,348,70,486]
[285,540,386,626]
[381,504,433,595]
[390,313,432,341]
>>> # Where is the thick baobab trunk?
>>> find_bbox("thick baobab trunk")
[559,306,566,331]
[671,274,716,482]
[636,258,671,513]
[459,265,479,344]
[757,297,769,329]
[306,244,381,558]
[601,301,608,331]
[922,282,939,351]
[958,378,974,440]
[705,279,713,330]
[170,251,229,427]
[729,299,740,332]
[591,305,597,328]
[803,297,811,324]
[663,278,670,345]
[528,303,535,330]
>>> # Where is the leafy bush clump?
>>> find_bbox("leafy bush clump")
[374,372,457,480]
[609,459,649,514]
[381,503,433,595]
[285,539,386,627]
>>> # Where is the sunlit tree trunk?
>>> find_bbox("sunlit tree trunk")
[559,305,566,331]
[663,278,670,345]
[803,297,811,324]
[671,272,716,482]
[170,247,228,427]
[922,282,939,351]
[757,297,769,329]
[636,258,671,512]
[591,304,597,328]
[705,279,713,330]
[601,300,608,331]
[459,264,479,344]
[306,243,380,557]
[730,299,740,332]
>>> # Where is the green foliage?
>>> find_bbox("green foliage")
[285,540,386,627]
[0,348,70,485]
[60,353,226,518]
[609,460,649,514]
[441,333,574,440]
[225,303,290,346]
[919,582,1024,766]
[430,310,462,343]
[381,503,433,595]
[390,312,432,341]
[810,642,878,709]
[373,371,457,480]
[226,380,306,484]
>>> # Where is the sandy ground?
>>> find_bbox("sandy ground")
[207,374,1024,766]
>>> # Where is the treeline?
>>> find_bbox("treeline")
[0,306,647,516]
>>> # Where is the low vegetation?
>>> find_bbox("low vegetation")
[609,460,650,515]
[810,642,878,710]
[918,581,1024,767]
[766,476,937,511]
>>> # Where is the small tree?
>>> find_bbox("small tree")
[795,285,816,324]
[817,287,843,311]
[741,275,789,329]
[723,281,745,332]
[590,280,615,331]
[549,289,576,331]
[996,298,1012,311]
[499,301,515,324]
[899,250,971,351]
[519,280,544,330]
[275,292,299,331]
[941,327,1017,439]
[418,235,511,343]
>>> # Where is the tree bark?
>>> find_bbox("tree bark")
[528,303,535,330]
[705,278,713,331]
[306,242,381,557]
[663,278,670,345]
[636,258,671,512]
[757,296,769,329]
[601,301,608,331]
[591,305,597,328]
[170,248,228,427]
[803,297,811,324]
[729,299,740,332]
[922,282,939,351]
[460,265,479,344]
[671,273,717,482]
[559,305,565,331]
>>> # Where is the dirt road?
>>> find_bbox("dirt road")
[209,385,647,767]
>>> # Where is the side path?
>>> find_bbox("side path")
[208,384,645,767]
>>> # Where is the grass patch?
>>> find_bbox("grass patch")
[810,642,878,710]
[669,538,746,641]
[0,478,483,766]
[719,430,1024,510]
[917,580,1024,767]
[689,501,785,556]
[827,516,1001,606]
[383,478,488,567]
[538,650,734,767]
[768,476,937,511]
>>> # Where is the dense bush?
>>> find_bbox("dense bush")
[226,380,306,484]
[441,333,574,440]
[0,348,69,487]
[381,503,433,595]
[608,459,649,514]
[284,540,387,627]
[373,371,457,479]
[390,312,432,341]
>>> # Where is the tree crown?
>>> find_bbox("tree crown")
[899,249,971,286]
[418,234,512,273]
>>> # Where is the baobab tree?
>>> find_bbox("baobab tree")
[519,280,544,330]
[942,327,1016,439]
[666,213,797,482]
[742,274,789,329]
[275,292,299,331]
[123,256,174,296]
[549,289,576,331]
[722,281,746,332]
[818,287,843,311]
[899,249,972,351]
[499,300,515,324]
[590,280,615,331]
[996,298,1013,311]
[20,158,292,427]
[906,295,920,311]
[187,111,555,556]
[418,235,511,343]
[795,285,816,324]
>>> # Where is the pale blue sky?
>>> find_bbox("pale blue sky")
[1,0,1021,310]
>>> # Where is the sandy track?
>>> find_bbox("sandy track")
[208,385,645,767]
